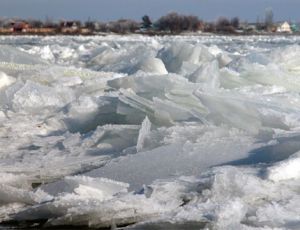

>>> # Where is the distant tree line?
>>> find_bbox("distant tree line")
[0,8,280,35]
[93,13,242,34]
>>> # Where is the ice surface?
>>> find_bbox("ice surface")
[0,35,300,229]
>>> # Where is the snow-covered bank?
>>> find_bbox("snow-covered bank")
[0,35,300,229]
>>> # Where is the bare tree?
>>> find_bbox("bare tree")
[204,22,216,33]
[142,15,152,29]
[156,12,202,33]
[85,21,95,30]
[28,19,43,28]
[156,12,182,33]
[185,15,203,31]
[231,17,240,29]
[216,17,235,33]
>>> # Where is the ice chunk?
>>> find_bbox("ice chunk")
[64,96,100,133]
[138,57,168,74]
[158,42,214,73]
[0,173,31,188]
[0,71,15,90]
[136,116,151,152]
[0,183,52,206]
[11,176,131,224]
[38,46,55,62]
[271,45,300,73]
[12,81,74,113]
[118,88,206,126]
[195,90,262,135]
[208,45,224,56]
[239,62,300,92]
[81,124,140,154]
[0,111,6,121]
[108,73,208,125]
[0,45,48,65]
[267,151,300,181]
[73,182,124,201]
[41,176,129,199]
[87,45,156,74]
[219,67,251,89]
[208,45,232,67]
[188,60,220,89]
[216,53,232,67]
[153,97,204,125]
[108,73,192,97]
[25,45,55,62]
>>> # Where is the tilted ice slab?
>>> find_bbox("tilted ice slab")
[87,124,262,190]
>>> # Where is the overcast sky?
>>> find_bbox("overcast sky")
[0,0,298,22]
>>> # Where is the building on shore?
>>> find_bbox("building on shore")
[277,21,292,33]
[60,21,81,33]
[12,21,30,32]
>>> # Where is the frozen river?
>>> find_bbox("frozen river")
[0,35,300,229]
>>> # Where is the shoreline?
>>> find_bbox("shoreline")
[0,32,298,37]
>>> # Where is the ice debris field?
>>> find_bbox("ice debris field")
[0,35,300,229]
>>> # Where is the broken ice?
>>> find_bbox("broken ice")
[0,35,299,229]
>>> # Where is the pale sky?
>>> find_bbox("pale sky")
[0,0,298,22]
